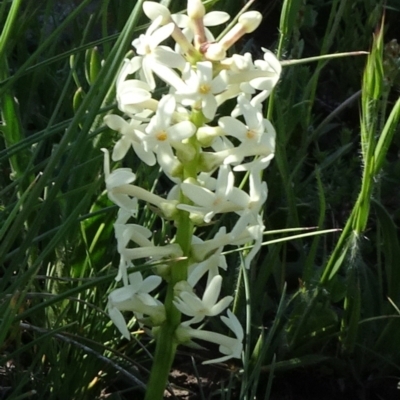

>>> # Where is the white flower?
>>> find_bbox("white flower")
[104,114,156,166]
[174,275,233,325]
[240,217,264,269]
[187,228,227,287]
[252,48,282,91]
[102,149,138,213]
[108,271,164,339]
[215,53,256,105]
[191,226,254,262]
[114,209,153,284]
[218,49,281,112]
[112,183,179,220]
[132,16,185,89]
[177,165,239,222]
[188,251,227,287]
[143,94,196,169]
[175,309,243,364]
[218,95,276,167]
[175,61,226,120]
[229,166,268,235]
[117,77,154,115]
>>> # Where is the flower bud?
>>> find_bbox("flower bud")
[216,11,263,52]
[159,200,179,220]
[143,1,171,24]
[174,280,193,296]
[238,11,262,33]
[187,0,205,19]
[196,125,224,147]
[154,263,171,281]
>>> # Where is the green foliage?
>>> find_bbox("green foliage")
[1,0,399,398]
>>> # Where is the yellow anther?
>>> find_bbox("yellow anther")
[199,84,211,94]
[156,131,168,141]
[246,129,256,139]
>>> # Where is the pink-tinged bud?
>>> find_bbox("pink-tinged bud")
[238,11,262,33]
[187,0,207,47]
[187,0,205,19]
[143,1,171,24]
[217,11,263,52]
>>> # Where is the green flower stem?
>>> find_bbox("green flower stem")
[144,111,204,400]
[144,213,193,400]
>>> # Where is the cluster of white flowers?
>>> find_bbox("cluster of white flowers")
[104,0,281,365]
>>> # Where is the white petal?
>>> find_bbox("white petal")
[118,80,151,104]
[141,275,163,293]
[219,117,247,139]
[171,13,189,28]
[221,309,244,341]
[107,168,136,188]
[154,46,186,68]
[151,62,186,91]
[178,292,204,314]
[238,96,262,129]
[112,137,131,161]
[142,57,156,89]
[211,296,233,316]
[108,306,130,340]
[204,11,230,26]
[167,121,196,141]
[132,142,157,166]
[211,73,227,94]
[202,274,222,308]
[143,1,171,23]
[180,183,214,207]
[109,286,134,303]
[149,22,174,48]
[250,77,275,91]
[197,61,212,83]
[202,95,217,120]
[109,193,138,212]
[104,114,126,131]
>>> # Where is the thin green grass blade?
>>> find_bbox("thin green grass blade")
[372,200,400,299]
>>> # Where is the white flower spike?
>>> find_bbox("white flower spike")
[103,0,281,375]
